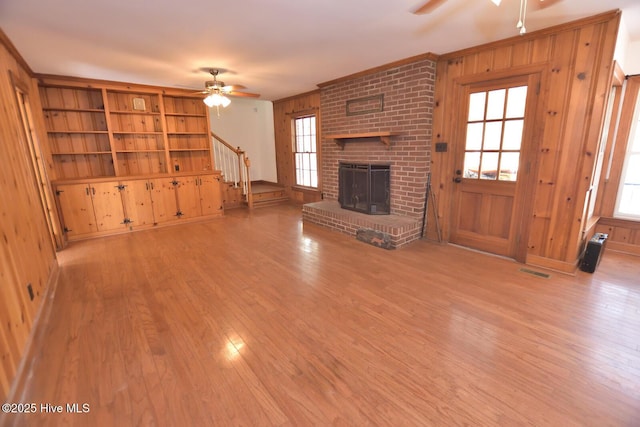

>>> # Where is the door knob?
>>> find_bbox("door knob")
[454,177,462,183]
[455,169,462,175]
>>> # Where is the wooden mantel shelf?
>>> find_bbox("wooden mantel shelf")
[326,131,401,150]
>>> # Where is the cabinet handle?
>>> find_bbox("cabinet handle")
[146,182,149,191]
[85,187,89,196]
[150,182,154,190]
[92,187,96,195]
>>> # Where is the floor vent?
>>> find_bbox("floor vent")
[519,268,550,279]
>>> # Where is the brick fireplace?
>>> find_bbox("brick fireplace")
[302,56,436,248]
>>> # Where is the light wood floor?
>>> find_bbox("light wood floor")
[2,204,639,426]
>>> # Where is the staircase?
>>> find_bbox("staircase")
[211,132,289,209]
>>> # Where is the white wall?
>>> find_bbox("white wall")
[625,39,640,75]
[209,97,277,182]
[618,13,640,75]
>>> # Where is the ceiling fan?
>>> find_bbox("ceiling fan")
[413,0,562,34]
[196,69,260,110]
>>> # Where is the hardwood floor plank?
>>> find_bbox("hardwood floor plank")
[2,204,639,426]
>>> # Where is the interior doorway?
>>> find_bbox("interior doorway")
[12,76,63,249]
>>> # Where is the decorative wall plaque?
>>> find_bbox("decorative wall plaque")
[346,94,384,116]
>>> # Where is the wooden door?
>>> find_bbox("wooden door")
[174,176,202,218]
[198,174,223,216]
[121,180,155,227]
[149,178,179,223]
[450,75,539,259]
[56,183,97,237]
[89,182,126,232]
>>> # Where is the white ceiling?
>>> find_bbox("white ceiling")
[1,0,639,101]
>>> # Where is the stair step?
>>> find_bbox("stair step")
[252,190,286,201]
[251,196,290,208]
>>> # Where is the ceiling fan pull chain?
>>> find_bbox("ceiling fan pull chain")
[520,0,527,34]
[516,0,524,29]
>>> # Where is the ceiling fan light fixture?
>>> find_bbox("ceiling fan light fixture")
[491,0,501,5]
[203,92,231,108]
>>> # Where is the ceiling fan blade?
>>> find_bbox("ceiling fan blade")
[228,91,260,98]
[413,0,447,15]
[532,0,563,10]
[222,84,247,92]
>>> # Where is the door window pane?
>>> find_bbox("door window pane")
[503,120,524,150]
[480,152,499,180]
[483,122,502,150]
[464,152,481,178]
[506,86,528,118]
[468,92,486,121]
[499,152,520,181]
[486,89,506,120]
[466,123,483,150]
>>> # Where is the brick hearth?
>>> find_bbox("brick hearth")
[302,201,423,248]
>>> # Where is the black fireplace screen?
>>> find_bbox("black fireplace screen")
[339,163,390,215]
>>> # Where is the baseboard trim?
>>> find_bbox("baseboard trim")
[526,254,578,275]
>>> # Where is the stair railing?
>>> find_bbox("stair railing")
[211,131,253,208]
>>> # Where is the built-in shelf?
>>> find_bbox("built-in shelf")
[168,148,210,152]
[43,107,105,113]
[112,131,164,135]
[164,113,207,117]
[52,151,112,155]
[167,132,209,135]
[47,130,109,134]
[325,131,401,150]
[115,149,166,153]
[110,110,161,115]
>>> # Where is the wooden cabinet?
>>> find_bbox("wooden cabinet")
[55,173,222,241]
[199,174,224,216]
[174,174,223,218]
[120,178,178,226]
[56,182,126,237]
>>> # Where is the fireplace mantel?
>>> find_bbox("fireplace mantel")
[326,131,401,150]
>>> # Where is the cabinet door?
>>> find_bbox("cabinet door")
[149,178,179,223]
[174,176,201,218]
[56,183,97,237]
[90,182,126,232]
[121,180,155,226]
[199,174,223,216]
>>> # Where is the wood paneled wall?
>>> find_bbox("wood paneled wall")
[273,90,322,203]
[0,31,58,401]
[431,11,621,272]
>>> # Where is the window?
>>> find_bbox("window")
[463,85,528,181]
[615,93,640,220]
[294,116,318,188]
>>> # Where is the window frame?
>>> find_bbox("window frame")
[292,114,319,190]
[614,86,640,221]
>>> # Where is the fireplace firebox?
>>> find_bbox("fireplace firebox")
[338,163,390,215]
